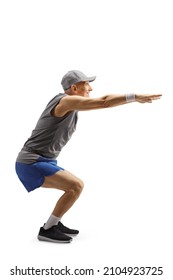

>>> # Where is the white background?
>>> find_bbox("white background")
[0,0,173,279]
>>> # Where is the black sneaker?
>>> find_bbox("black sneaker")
[38,225,72,243]
[57,221,79,236]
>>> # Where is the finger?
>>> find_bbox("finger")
[150,95,162,99]
[140,96,160,102]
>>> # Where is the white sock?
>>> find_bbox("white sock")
[43,215,61,230]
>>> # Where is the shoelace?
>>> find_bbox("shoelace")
[57,222,68,231]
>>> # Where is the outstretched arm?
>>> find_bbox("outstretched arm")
[53,93,162,117]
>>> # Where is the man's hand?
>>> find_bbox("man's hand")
[135,94,162,103]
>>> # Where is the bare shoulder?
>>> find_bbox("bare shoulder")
[53,95,86,117]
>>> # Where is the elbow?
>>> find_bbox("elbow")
[101,96,111,108]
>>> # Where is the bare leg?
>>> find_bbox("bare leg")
[41,170,84,218]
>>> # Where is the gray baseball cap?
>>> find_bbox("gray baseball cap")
[61,70,96,90]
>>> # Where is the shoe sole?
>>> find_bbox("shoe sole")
[65,233,79,237]
[37,235,72,243]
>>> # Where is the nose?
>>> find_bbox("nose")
[88,83,93,91]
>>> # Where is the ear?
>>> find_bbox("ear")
[71,85,77,92]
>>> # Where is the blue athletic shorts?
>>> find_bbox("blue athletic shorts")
[15,157,64,192]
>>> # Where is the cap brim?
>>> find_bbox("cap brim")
[87,76,96,82]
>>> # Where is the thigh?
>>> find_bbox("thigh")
[41,169,83,191]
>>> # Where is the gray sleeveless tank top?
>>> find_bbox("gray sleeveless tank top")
[16,93,78,164]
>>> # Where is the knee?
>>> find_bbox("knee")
[71,179,84,198]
